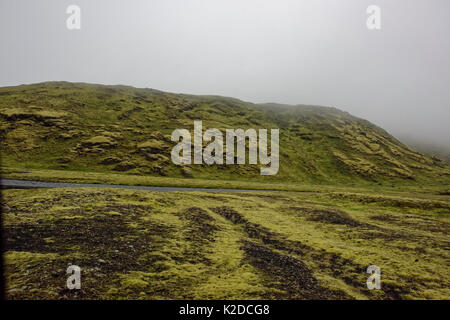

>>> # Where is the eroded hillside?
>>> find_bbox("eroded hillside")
[0,82,448,184]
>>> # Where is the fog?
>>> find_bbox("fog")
[1,0,449,148]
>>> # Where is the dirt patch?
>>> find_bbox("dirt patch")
[3,215,169,273]
[210,206,247,224]
[369,214,397,222]
[242,241,348,299]
[175,207,220,265]
[2,202,175,299]
[105,203,152,214]
[180,207,219,241]
[290,206,364,227]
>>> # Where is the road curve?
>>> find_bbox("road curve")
[0,178,272,193]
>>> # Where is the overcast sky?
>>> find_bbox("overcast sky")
[1,0,449,147]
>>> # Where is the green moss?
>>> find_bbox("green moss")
[120,272,150,290]
[1,81,449,300]
[82,136,116,146]
[1,81,448,185]
[3,187,449,299]
[4,251,59,265]
[137,140,166,150]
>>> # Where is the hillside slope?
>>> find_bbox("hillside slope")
[0,82,448,185]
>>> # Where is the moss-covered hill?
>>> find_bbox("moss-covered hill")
[0,81,448,185]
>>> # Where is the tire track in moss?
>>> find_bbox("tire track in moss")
[210,206,412,299]
[210,206,351,299]
[174,207,220,265]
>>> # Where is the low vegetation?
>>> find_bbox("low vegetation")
[1,82,449,185]
[1,81,449,300]
[2,187,449,299]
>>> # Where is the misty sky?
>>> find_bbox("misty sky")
[0,0,449,147]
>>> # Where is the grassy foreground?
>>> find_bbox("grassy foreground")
[2,185,449,299]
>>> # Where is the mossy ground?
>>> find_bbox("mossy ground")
[1,82,449,185]
[2,186,449,300]
[1,82,449,300]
